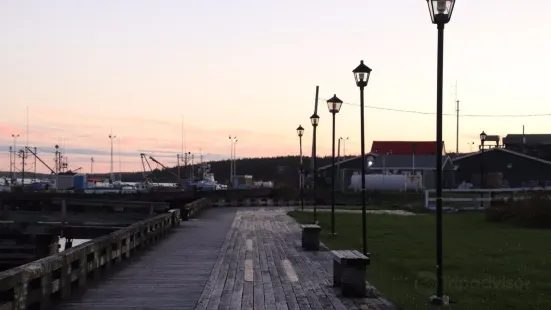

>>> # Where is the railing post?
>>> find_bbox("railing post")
[13,280,27,309]
[77,253,87,289]
[60,256,71,299]
[41,273,53,309]
[104,243,112,270]
[90,251,100,280]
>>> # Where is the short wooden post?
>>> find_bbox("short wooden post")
[301,224,321,251]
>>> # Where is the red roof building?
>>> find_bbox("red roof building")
[370,141,446,155]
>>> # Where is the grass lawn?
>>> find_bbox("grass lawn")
[289,211,551,310]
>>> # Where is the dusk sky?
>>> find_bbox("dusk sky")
[1,1,550,174]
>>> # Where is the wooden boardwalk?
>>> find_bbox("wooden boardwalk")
[56,208,238,310]
[57,207,394,310]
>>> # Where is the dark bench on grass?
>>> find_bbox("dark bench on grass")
[332,250,370,297]
[301,224,321,251]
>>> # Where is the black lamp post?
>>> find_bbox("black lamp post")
[327,94,343,236]
[353,60,373,256]
[480,131,487,208]
[310,113,320,223]
[426,0,456,305]
[297,125,305,211]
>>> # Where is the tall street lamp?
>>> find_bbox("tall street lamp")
[327,94,343,236]
[480,131,487,208]
[233,139,238,177]
[353,60,373,256]
[297,125,305,211]
[310,113,320,223]
[228,136,238,186]
[426,0,457,305]
[229,136,235,184]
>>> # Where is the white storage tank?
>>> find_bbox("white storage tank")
[349,174,423,191]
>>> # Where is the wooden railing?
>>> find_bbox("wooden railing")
[0,209,180,310]
[51,199,171,214]
[180,198,210,221]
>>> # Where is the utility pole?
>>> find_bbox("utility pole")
[11,134,19,183]
[229,136,236,184]
[233,139,238,177]
[20,149,26,187]
[55,145,60,189]
[33,147,37,180]
[343,137,349,160]
[9,147,12,185]
[109,133,116,183]
[190,154,195,180]
[228,136,238,186]
[177,154,181,179]
[337,137,342,189]
[91,157,94,174]
[118,138,122,181]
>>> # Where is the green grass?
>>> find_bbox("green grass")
[289,211,551,310]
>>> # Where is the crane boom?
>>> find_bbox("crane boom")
[25,147,55,174]
[149,156,180,180]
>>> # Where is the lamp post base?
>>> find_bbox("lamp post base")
[429,295,450,306]
[329,232,338,237]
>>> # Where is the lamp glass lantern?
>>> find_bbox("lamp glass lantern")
[326,95,343,114]
[353,60,372,86]
[310,113,320,127]
[296,125,304,137]
[366,154,375,167]
[427,0,456,24]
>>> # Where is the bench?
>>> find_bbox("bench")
[332,250,370,297]
[301,224,321,251]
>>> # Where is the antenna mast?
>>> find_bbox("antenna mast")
[454,81,459,154]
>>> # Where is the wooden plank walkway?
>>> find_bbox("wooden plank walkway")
[196,208,395,310]
[56,207,395,310]
[56,208,238,310]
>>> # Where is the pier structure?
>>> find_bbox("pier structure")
[0,191,393,310]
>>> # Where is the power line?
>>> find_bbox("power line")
[318,98,551,118]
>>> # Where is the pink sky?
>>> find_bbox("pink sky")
[2,1,551,173]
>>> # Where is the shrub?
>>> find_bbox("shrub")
[486,193,551,228]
